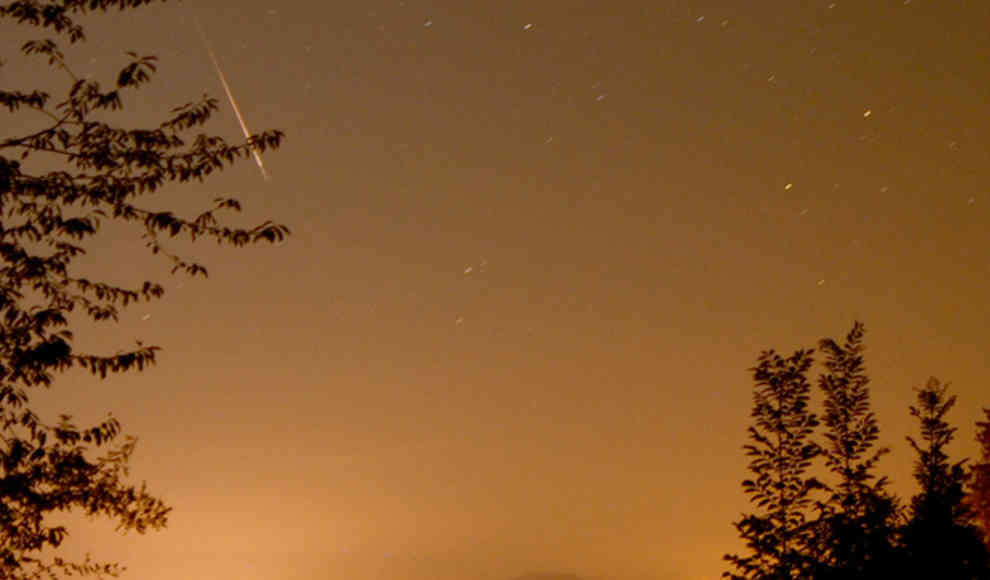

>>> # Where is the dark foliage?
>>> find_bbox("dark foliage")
[726,325,990,580]
[1,1,288,577]
[809,322,902,579]
[901,379,990,580]
[969,409,990,551]
[723,348,822,580]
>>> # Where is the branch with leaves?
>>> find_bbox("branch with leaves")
[1,1,290,577]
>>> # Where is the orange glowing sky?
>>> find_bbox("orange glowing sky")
[5,1,990,580]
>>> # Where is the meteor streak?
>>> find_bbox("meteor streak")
[193,16,270,180]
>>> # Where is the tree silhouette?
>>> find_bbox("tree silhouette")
[901,378,989,580]
[967,409,990,554]
[723,348,822,580]
[810,322,902,579]
[1,1,287,577]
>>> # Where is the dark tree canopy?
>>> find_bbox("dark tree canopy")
[723,348,822,580]
[725,325,990,580]
[811,322,900,580]
[1,1,288,577]
[817,322,887,500]
[902,379,989,580]
[970,409,990,551]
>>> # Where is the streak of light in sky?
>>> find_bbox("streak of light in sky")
[192,14,270,180]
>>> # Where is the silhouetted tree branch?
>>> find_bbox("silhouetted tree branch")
[1,1,289,577]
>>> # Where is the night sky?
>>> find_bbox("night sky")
[4,1,990,580]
